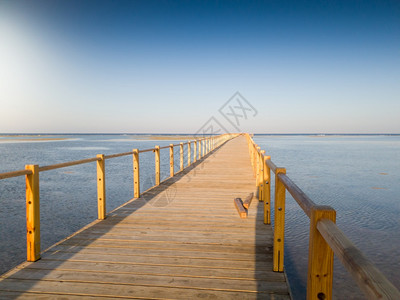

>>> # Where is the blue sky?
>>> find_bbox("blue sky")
[0,0,399,133]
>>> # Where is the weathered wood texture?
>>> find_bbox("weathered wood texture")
[0,136,291,299]
[242,192,254,209]
[234,197,247,219]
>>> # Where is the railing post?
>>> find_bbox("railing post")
[256,147,261,200]
[96,154,106,220]
[253,145,258,177]
[259,150,265,202]
[25,164,40,262]
[193,140,197,163]
[169,144,174,177]
[180,142,184,170]
[307,206,336,300]
[251,144,256,177]
[274,168,286,272]
[187,141,191,166]
[133,149,140,198]
[249,141,254,168]
[155,146,160,185]
[264,156,271,224]
[198,140,201,160]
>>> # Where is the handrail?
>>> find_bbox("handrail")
[138,148,155,153]
[245,133,400,300]
[0,133,238,264]
[0,169,32,180]
[38,157,101,172]
[265,159,277,174]
[104,151,134,159]
[317,219,400,299]
[277,172,316,218]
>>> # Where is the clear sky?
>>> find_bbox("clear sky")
[0,0,399,134]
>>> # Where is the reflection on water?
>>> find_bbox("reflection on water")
[254,135,400,299]
[1,134,399,299]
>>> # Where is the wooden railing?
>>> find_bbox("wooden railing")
[0,133,237,263]
[246,133,400,300]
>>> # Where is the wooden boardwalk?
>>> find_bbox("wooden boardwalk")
[0,136,291,299]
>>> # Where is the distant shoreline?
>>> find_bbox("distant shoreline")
[0,134,205,141]
[0,133,399,138]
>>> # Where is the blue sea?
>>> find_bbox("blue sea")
[1,134,399,299]
[253,134,400,299]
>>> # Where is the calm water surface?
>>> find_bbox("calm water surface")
[0,135,187,275]
[254,135,400,299]
[1,134,399,299]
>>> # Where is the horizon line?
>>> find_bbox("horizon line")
[1,132,399,136]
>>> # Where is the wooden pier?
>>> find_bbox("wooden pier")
[1,133,399,299]
[0,135,291,299]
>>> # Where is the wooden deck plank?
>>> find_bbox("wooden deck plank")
[4,269,289,293]
[14,260,284,281]
[0,279,291,299]
[0,135,291,299]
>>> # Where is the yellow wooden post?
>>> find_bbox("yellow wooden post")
[274,167,286,272]
[256,147,262,201]
[254,145,258,176]
[133,149,140,198]
[180,142,184,170]
[264,156,271,224]
[307,206,336,300]
[96,154,106,220]
[193,140,197,163]
[249,142,254,168]
[155,146,160,185]
[251,144,256,177]
[259,150,266,201]
[187,141,191,166]
[255,146,260,189]
[25,164,40,262]
[198,140,201,160]
[169,144,174,177]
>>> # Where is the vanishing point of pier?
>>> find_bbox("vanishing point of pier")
[0,134,399,299]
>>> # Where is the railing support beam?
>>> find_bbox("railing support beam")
[307,206,336,300]
[187,141,191,166]
[264,155,271,224]
[258,149,264,201]
[25,164,40,262]
[273,167,286,272]
[193,140,197,163]
[155,146,160,185]
[133,149,140,198]
[169,144,174,177]
[180,143,184,171]
[198,140,201,160]
[96,154,106,220]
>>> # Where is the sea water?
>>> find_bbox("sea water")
[253,134,400,299]
[0,134,399,299]
[0,135,187,275]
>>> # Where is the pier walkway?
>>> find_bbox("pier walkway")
[0,136,291,299]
